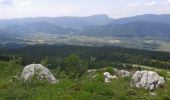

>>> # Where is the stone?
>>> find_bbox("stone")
[21,64,58,84]
[119,70,130,77]
[87,69,97,73]
[150,92,157,96]
[103,72,117,83]
[92,74,98,79]
[131,71,165,90]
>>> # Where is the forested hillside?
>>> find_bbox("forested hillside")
[0,45,170,69]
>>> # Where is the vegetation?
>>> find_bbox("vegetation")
[0,45,170,69]
[0,45,170,99]
[0,61,170,100]
[63,54,87,78]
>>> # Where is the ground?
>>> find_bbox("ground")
[0,61,170,100]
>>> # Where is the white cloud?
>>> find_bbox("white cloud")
[168,0,170,3]
[14,0,32,6]
[128,3,141,7]
[158,8,170,11]
[0,0,32,5]
[146,1,157,6]
[0,0,13,5]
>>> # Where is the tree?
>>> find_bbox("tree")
[63,54,87,78]
[40,57,49,66]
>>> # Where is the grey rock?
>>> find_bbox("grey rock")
[87,69,97,73]
[103,72,117,83]
[21,64,58,84]
[131,71,165,90]
[119,70,130,77]
[150,92,157,96]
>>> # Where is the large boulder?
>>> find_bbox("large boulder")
[103,72,117,83]
[118,70,130,77]
[131,71,165,90]
[21,64,58,84]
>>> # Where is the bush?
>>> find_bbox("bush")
[105,67,116,75]
[63,54,87,78]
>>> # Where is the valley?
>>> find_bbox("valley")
[1,0,170,99]
[0,14,170,52]
[0,33,169,52]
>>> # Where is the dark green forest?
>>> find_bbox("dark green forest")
[0,45,170,70]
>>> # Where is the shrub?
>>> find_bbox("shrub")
[105,67,116,75]
[63,54,87,78]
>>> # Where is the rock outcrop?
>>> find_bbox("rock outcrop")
[118,70,130,77]
[131,71,165,90]
[21,64,58,84]
[103,72,117,83]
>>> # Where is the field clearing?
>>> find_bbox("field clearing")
[157,42,170,53]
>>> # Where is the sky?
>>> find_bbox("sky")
[0,0,170,19]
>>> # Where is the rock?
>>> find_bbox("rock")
[113,68,119,72]
[131,71,165,90]
[166,78,170,80]
[103,72,117,83]
[92,74,98,79]
[14,75,21,80]
[87,69,97,73]
[119,70,130,77]
[150,92,157,96]
[105,77,111,83]
[21,64,58,84]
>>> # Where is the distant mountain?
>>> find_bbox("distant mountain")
[112,14,170,24]
[0,14,112,29]
[81,21,170,37]
[0,14,170,39]
[0,30,18,42]
[1,22,77,35]
[81,14,170,38]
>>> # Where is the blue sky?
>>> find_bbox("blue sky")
[0,0,170,19]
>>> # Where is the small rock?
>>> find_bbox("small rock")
[166,78,170,80]
[14,75,21,80]
[119,70,130,77]
[150,92,157,96]
[92,74,98,79]
[103,72,117,83]
[87,69,97,73]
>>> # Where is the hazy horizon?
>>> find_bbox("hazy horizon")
[0,0,170,19]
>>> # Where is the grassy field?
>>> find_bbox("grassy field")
[0,61,170,100]
[157,42,170,53]
[2,34,170,52]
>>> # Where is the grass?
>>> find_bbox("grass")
[157,42,170,53]
[0,61,170,100]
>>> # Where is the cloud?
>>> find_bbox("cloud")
[0,0,13,5]
[0,0,32,5]
[157,8,170,11]
[128,3,141,7]
[14,0,32,6]
[168,0,170,3]
[146,1,157,6]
